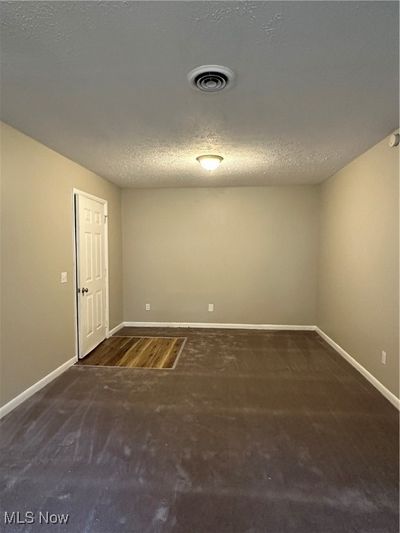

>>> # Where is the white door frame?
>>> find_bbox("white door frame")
[72,188,110,360]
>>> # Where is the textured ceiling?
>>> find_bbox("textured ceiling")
[0,1,398,188]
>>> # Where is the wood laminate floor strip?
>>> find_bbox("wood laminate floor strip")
[158,337,179,369]
[76,336,186,369]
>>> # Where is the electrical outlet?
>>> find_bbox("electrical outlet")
[381,351,387,365]
[60,272,68,283]
[145,303,151,311]
[208,303,214,312]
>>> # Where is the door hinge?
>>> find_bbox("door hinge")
[104,215,108,223]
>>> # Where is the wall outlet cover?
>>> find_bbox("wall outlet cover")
[208,303,214,312]
[61,272,68,283]
[145,303,151,311]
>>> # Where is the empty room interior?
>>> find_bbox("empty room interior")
[0,1,399,532]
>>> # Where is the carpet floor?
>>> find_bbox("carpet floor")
[0,328,398,532]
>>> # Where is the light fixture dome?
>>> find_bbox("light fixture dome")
[196,154,223,171]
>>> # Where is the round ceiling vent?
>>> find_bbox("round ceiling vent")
[188,65,234,93]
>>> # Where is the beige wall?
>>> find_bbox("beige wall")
[0,122,123,406]
[2,121,398,407]
[318,133,399,397]
[122,186,319,325]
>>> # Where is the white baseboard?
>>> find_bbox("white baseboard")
[0,356,76,419]
[316,328,400,410]
[123,321,316,331]
[107,322,124,337]
[3,325,396,419]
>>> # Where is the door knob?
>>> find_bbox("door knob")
[81,287,89,294]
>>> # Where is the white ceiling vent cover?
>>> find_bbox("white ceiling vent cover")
[188,65,235,93]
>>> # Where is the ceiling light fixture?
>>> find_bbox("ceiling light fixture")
[196,154,223,171]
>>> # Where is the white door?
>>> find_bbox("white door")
[75,193,108,358]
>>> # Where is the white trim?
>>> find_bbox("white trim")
[2,325,397,418]
[72,191,79,361]
[72,189,110,358]
[72,188,109,205]
[0,357,76,419]
[107,322,124,337]
[316,328,400,410]
[122,321,316,331]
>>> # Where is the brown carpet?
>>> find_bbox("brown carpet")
[76,336,186,368]
[0,328,398,532]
